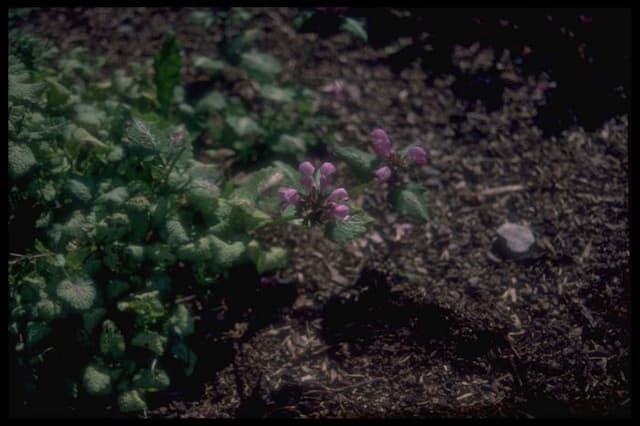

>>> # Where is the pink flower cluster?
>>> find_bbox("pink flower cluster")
[370,128,427,182]
[278,161,351,221]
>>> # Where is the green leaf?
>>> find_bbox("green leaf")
[34,298,63,321]
[118,389,147,413]
[166,219,190,247]
[125,195,151,213]
[170,304,194,337]
[56,277,96,311]
[240,50,282,81]
[389,183,430,222]
[154,32,182,117]
[333,146,378,180]
[68,178,94,203]
[258,84,296,103]
[144,243,177,265]
[256,247,288,274]
[131,331,167,356]
[132,368,170,392]
[83,364,112,396]
[341,17,368,42]
[225,115,262,137]
[209,235,246,268]
[100,320,126,358]
[74,104,106,133]
[195,90,227,113]
[171,341,197,376]
[126,118,158,152]
[8,72,44,104]
[106,280,129,301]
[118,291,166,326]
[97,186,129,206]
[177,236,214,262]
[8,143,37,178]
[83,308,107,334]
[271,134,307,155]
[25,321,51,347]
[325,210,374,243]
[192,56,225,75]
[45,77,71,106]
[71,127,108,150]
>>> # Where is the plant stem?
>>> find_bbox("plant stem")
[159,145,188,189]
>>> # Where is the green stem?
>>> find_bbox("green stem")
[159,145,188,189]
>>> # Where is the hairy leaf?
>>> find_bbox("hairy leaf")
[118,389,147,413]
[56,277,96,311]
[132,368,170,392]
[83,364,112,396]
[170,304,194,337]
[256,247,288,274]
[8,143,37,178]
[131,331,167,356]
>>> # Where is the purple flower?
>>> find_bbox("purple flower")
[373,166,391,182]
[299,161,315,192]
[299,161,315,177]
[405,146,427,165]
[330,204,350,221]
[278,187,301,205]
[371,128,392,159]
[319,162,336,177]
[319,162,336,191]
[327,188,349,203]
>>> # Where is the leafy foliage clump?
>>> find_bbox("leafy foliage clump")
[8,23,375,416]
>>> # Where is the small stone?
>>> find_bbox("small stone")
[494,222,535,258]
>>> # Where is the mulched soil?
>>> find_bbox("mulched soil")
[11,7,630,418]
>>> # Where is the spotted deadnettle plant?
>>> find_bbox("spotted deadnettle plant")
[364,128,430,222]
[278,161,352,226]
[370,128,427,183]
[334,128,431,223]
[275,159,372,242]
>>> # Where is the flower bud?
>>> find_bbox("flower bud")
[319,162,336,191]
[319,162,336,177]
[373,166,392,182]
[327,188,349,203]
[299,161,315,177]
[278,187,301,205]
[331,204,350,221]
[371,128,392,158]
[405,146,427,165]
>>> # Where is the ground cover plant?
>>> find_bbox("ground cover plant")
[8,27,378,415]
[9,7,629,419]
